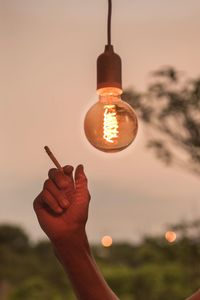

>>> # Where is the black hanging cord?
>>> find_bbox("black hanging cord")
[97,0,122,90]
[107,0,112,45]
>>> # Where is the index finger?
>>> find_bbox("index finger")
[48,168,72,190]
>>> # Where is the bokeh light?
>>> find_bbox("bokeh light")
[101,235,113,247]
[165,231,177,243]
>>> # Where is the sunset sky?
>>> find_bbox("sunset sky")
[1,0,200,243]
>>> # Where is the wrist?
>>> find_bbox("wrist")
[52,229,90,258]
[51,226,87,246]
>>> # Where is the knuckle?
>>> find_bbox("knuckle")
[41,189,48,200]
[51,187,62,199]
[54,171,61,180]
[57,192,65,202]
[43,179,51,189]
[52,202,59,209]
[56,175,69,189]
[48,168,57,179]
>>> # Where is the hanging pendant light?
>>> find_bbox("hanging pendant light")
[84,0,138,153]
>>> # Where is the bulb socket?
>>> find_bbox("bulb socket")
[97,45,122,90]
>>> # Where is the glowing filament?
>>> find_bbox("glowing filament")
[103,105,119,143]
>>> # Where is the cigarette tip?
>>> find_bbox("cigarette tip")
[44,146,50,152]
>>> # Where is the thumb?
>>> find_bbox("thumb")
[75,165,90,203]
[75,165,87,187]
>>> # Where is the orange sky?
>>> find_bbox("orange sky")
[1,0,200,243]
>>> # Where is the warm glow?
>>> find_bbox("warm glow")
[165,231,177,243]
[101,235,113,247]
[84,92,138,153]
[103,105,119,143]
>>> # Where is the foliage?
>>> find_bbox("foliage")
[123,67,200,175]
[0,222,199,300]
[9,277,64,300]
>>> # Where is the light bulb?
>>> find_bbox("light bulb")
[84,87,138,153]
[84,44,138,152]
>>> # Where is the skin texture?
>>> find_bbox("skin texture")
[33,164,119,300]
[34,165,90,243]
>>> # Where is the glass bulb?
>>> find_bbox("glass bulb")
[84,88,138,153]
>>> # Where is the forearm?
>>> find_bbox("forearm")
[186,290,200,300]
[53,234,120,300]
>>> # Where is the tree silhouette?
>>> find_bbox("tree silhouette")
[123,67,200,175]
[0,224,30,253]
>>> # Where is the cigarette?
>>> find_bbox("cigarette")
[44,146,63,172]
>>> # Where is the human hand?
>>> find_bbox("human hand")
[33,165,90,246]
